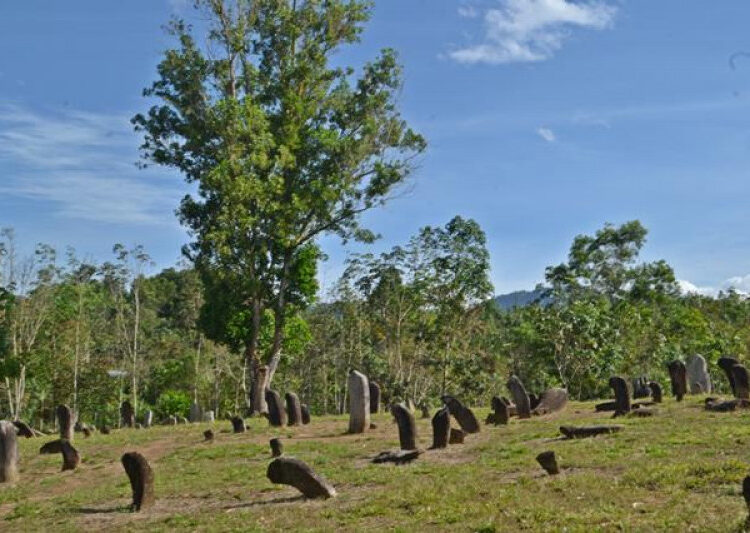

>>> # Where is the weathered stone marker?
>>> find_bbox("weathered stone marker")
[449,428,465,444]
[267,457,336,499]
[0,421,19,483]
[143,410,153,428]
[13,420,34,438]
[203,429,214,441]
[718,356,740,396]
[347,370,370,434]
[300,404,311,425]
[532,388,569,415]
[372,450,422,464]
[441,395,480,433]
[631,377,651,399]
[265,389,288,427]
[490,396,509,425]
[666,360,688,401]
[430,407,450,449]
[189,403,202,423]
[40,439,80,471]
[231,416,245,433]
[507,375,531,419]
[57,404,74,442]
[121,452,155,511]
[203,410,215,423]
[686,354,712,394]
[609,376,631,416]
[120,400,135,428]
[705,398,738,412]
[732,364,750,400]
[560,425,622,439]
[369,381,381,414]
[648,381,662,403]
[270,438,284,457]
[285,392,302,426]
[391,403,417,450]
[536,451,559,475]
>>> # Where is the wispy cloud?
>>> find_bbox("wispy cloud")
[679,275,750,297]
[536,127,556,142]
[0,103,182,226]
[450,0,618,65]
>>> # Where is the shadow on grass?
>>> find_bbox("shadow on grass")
[75,505,131,515]
[222,495,305,509]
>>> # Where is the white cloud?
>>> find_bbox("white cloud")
[678,280,717,297]
[458,5,479,18]
[450,0,617,65]
[0,103,182,226]
[679,275,750,297]
[536,127,556,142]
[724,274,750,293]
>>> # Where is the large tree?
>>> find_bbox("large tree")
[133,0,425,413]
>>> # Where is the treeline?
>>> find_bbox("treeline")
[1,220,748,427]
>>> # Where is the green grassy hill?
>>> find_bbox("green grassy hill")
[1,397,748,531]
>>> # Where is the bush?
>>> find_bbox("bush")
[155,390,191,419]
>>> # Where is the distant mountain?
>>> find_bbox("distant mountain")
[493,288,548,311]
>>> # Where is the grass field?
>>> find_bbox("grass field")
[1,396,749,531]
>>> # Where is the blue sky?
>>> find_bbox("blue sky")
[2,1,750,295]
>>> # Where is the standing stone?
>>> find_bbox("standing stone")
[719,356,740,396]
[609,376,631,416]
[490,396,509,425]
[143,410,153,429]
[203,410,215,423]
[252,365,270,415]
[231,416,245,433]
[265,389,288,427]
[507,375,531,419]
[686,355,712,394]
[667,360,688,401]
[420,404,430,419]
[121,452,155,511]
[270,438,284,457]
[391,403,417,450]
[0,421,19,483]
[648,381,663,403]
[189,403,202,423]
[369,381,381,414]
[631,377,651,399]
[56,404,74,442]
[430,407,450,449]
[300,404,311,425]
[733,364,750,400]
[285,392,303,426]
[347,370,370,434]
[266,457,336,499]
[536,451,560,475]
[532,388,569,415]
[120,401,135,428]
[441,395,480,433]
[40,439,80,471]
[13,420,34,438]
[528,394,541,411]
[203,429,214,441]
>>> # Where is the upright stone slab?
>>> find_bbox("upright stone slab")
[56,404,74,442]
[143,410,153,428]
[265,389,288,427]
[347,370,370,434]
[300,404,311,425]
[686,355,712,394]
[369,381,381,414]
[120,401,135,428]
[507,375,531,419]
[121,452,155,511]
[391,403,417,450]
[532,388,569,415]
[203,410,215,423]
[189,403,202,423]
[609,376,631,415]
[270,438,284,457]
[649,381,663,403]
[231,416,245,433]
[40,439,80,471]
[631,377,651,399]
[285,392,302,426]
[719,356,740,396]
[0,421,19,483]
[430,406,450,449]
[13,420,34,438]
[667,360,688,401]
[441,395,481,433]
[490,396,509,425]
[733,364,750,400]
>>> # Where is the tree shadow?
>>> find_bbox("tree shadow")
[75,505,130,515]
